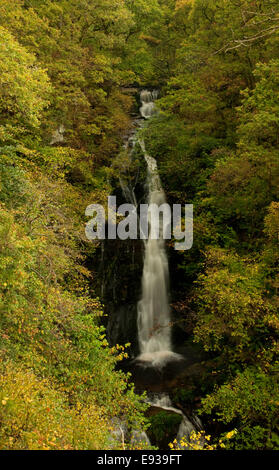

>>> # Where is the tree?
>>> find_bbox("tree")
[0,26,51,132]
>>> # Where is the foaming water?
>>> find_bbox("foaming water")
[137,351,183,368]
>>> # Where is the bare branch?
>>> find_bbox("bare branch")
[214,23,279,55]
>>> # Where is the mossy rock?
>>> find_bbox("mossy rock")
[148,411,182,449]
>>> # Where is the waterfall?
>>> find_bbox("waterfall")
[140,90,159,119]
[110,90,203,449]
[137,91,181,367]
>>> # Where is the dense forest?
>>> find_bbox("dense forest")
[0,0,278,451]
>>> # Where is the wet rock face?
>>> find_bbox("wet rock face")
[100,237,143,349]
[84,237,142,355]
[107,304,139,357]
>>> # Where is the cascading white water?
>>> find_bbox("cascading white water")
[137,91,181,366]
[140,89,159,119]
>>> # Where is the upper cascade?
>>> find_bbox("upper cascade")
[140,89,159,119]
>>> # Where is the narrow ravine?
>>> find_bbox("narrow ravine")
[118,90,204,448]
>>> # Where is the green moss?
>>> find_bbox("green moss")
[148,412,182,449]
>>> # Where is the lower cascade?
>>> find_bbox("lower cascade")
[147,393,204,449]
[136,91,181,366]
